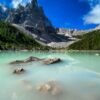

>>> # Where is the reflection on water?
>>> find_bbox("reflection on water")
[0,51,100,100]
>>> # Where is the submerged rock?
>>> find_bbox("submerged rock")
[13,68,25,74]
[37,83,51,93]
[43,58,61,65]
[36,80,61,95]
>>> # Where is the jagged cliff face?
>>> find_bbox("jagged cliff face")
[6,0,53,33]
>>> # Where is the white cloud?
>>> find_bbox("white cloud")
[12,0,32,8]
[0,3,7,11]
[83,4,100,24]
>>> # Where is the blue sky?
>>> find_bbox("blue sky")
[0,0,100,30]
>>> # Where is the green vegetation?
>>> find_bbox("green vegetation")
[0,21,49,50]
[69,30,100,50]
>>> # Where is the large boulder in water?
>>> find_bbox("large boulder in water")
[43,58,61,65]
[9,56,61,65]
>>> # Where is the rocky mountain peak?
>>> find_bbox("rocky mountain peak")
[31,0,38,7]
[6,0,53,33]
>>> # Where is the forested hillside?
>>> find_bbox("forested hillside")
[69,30,100,50]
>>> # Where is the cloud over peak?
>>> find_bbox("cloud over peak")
[0,3,7,11]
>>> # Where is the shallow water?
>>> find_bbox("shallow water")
[0,51,100,100]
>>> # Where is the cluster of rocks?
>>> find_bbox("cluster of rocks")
[10,56,62,74]
[36,80,61,95]
[43,58,61,65]
[9,50,62,96]
[9,56,62,96]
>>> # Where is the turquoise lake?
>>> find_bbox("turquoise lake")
[0,51,100,100]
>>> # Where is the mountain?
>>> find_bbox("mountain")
[5,0,67,43]
[0,21,49,50]
[6,0,54,33]
[68,30,100,50]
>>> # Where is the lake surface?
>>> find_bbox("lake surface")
[0,51,100,100]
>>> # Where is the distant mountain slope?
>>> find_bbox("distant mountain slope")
[0,21,49,50]
[69,30,100,50]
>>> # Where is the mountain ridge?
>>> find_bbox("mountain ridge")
[4,0,68,43]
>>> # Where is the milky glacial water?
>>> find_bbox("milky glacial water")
[0,51,100,100]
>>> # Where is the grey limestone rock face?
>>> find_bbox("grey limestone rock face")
[6,0,68,43]
[6,0,53,33]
